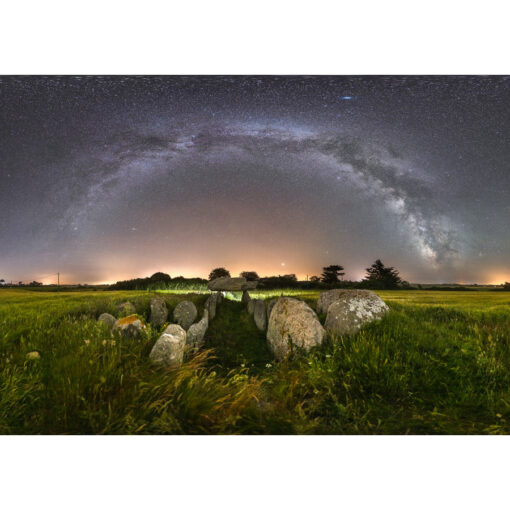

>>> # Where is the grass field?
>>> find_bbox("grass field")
[1,288,510,434]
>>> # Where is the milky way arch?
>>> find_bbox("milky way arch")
[48,122,463,281]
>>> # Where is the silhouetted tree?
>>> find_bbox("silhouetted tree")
[240,271,259,281]
[149,272,171,283]
[363,259,402,289]
[29,281,43,287]
[0,279,4,285]
[321,265,345,284]
[208,267,231,280]
[309,275,321,282]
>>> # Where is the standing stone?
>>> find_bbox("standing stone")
[253,299,267,331]
[187,314,209,352]
[150,297,168,328]
[113,314,145,338]
[98,313,116,328]
[266,297,325,360]
[208,276,258,291]
[173,301,198,330]
[116,301,136,317]
[266,299,277,321]
[149,324,187,367]
[324,290,389,336]
[247,299,255,315]
[205,294,217,321]
[241,290,251,304]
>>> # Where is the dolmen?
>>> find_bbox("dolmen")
[207,276,258,292]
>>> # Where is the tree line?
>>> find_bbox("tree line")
[5,266,510,291]
[208,259,408,290]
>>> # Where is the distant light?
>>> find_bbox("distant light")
[339,96,354,100]
[281,262,286,266]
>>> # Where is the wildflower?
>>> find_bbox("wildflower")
[240,363,245,368]
[26,351,40,360]
[84,339,90,345]
[325,354,331,358]
[265,363,272,368]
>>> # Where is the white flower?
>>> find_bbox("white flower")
[325,354,331,358]
[265,363,272,368]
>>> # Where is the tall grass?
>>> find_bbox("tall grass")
[1,288,510,433]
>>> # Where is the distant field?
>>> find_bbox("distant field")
[1,288,510,434]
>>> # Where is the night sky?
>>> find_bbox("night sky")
[1,75,509,284]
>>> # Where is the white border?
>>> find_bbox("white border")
[2,1,510,508]
[1,0,509,75]
[1,436,509,509]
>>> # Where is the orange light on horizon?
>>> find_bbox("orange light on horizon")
[487,274,510,285]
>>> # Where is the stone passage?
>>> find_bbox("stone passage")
[149,290,224,368]
[99,283,390,367]
[241,287,390,361]
[96,293,223,368]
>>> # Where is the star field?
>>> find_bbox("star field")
[1,76,510,284]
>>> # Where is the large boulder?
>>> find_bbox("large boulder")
[324,290,389,336]
[253,299,267,331]
[266,299,277,321]
[173,300,197,331]
[98,313,116,328]
[149,324,187,367]
[266,298,326,360]
[150,297,168,328]
[187,315,209,352]
[116,301,136,317]
[316,290,359,315]
[113,314,145,338]
[208,276,258,291]
[247,299,256,315]
[241,290,251,304]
